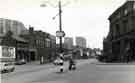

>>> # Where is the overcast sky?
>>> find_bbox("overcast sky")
[0,0,127,49]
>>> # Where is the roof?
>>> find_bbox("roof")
[108,1,135,20]
[12,35,28,43]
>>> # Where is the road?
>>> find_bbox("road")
[1,59,135,83]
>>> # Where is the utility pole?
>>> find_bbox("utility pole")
[59,1,62,53]
[57,0,65,53]
[40,0,65,53]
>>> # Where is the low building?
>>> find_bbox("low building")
[21,27,56,63]
[0,31,29,61]
[49,35,56,61]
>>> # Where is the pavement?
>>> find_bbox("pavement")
[14,61,54,73]
[95,61,135,65]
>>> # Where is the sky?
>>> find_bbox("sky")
[0,0,127,49]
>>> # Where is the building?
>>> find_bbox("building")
[74,37,87,59]
[0,18,56,63]
[76,37,86,48]
[0,31,29,61]
[21,27,56,63]
[0,18,29,62]
[103,1,135,62]
[0,18,26,35]
[64,37,73,50]
[49,35,56,61]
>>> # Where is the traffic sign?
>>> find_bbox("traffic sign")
[56,31,65,37]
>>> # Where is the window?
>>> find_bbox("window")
[0,21,4,34]
[0,26,4,34]
[41,40,44,48]
[36,40,40,48]
[117,13,120,18]
[123,20,128,33]
[115,24,120,36]
[43,40,46,48]
[133,2,135,10]
[124,9,128,15]
[46,39,50,48]
[5,20,11,32]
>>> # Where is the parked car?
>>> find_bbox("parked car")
[0,62,15,73]
[15,59,26,65]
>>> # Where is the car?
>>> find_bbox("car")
[15,59,26,65]
[0,62,15,73]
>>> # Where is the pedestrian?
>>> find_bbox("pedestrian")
[68,55,76,70]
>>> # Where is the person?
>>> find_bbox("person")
[59,53,64,61]
[68,56,76,70]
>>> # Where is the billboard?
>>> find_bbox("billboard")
[0,46,15,58]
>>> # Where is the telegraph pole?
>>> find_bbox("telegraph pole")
[59,1,62,53]
[56,0,65,53]
[40,0,65,53]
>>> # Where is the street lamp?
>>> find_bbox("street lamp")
[40,0,66,53]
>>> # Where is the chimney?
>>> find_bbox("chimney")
[29,26,34,33]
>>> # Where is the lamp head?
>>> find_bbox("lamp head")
[40,3,47,7]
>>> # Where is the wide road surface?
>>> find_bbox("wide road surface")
[1,59,135,83]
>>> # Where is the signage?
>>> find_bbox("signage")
[0,46,15,58]
[56,31,65,37]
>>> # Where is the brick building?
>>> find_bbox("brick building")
[49,34,56,61]
[103,1,135,62]
[21,27,56,63]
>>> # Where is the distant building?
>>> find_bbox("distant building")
[0,18,27,35]
[71,37,87,59]
[76,37,86,48]
[64,37,73,50]
[103,1,135,62]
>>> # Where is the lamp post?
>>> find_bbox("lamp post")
[58,0,65,53]
[41,0,65,53]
